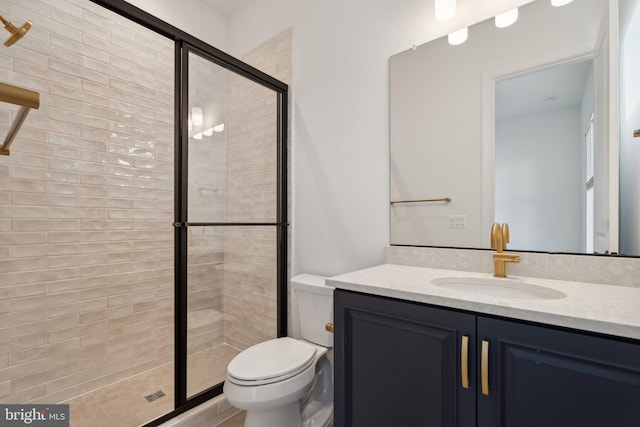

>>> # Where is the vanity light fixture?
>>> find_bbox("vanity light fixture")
[193,132,203,140]
[435,0,456,21]
[203,127,214,136]
[213,123,225,133]
[551,0,574,6]
[495,8,518,28]
[448,27,468,46]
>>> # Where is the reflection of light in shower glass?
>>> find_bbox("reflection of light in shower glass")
[448,27,468,46]
[495,8,518,28]
[624,0,640,117]
[193,132,203,140]
[191,106,203,126]
[188,118,193,131]
[203,127,214,136]
[213,123,225,133]
[551,0,573,6]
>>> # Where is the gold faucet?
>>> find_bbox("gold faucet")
[490,223,520,278]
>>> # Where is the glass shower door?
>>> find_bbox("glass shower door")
[180,48,283,399]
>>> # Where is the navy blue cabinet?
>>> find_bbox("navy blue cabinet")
[477,316,640,427]
[334,290,476,427]
[334,289,640,427]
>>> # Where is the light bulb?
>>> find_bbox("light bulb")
[551,0,573,6]
[191,106,203,126]
[448,27,468,46]
[213,123,225,133]
[193,132,202,140]
[203,127,214,137]
[495,8,518,28]
[435,0,456,21]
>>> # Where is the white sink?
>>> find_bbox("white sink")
[431,277,566,300]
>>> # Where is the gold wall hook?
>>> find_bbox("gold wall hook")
[0,14,32,47]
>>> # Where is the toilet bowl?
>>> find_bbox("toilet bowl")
[224,274,333,427]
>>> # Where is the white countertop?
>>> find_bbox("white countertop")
[327,264,640,341]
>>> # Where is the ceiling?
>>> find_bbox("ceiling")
[495,59,594,121]
[200,0,252,17]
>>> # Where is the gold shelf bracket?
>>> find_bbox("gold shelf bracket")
[0,82,40,156]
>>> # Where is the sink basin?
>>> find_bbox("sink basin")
[431,277,566,300]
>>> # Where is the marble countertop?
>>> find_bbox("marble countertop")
[327,264,640,341]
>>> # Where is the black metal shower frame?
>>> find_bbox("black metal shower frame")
[89,1,289,425]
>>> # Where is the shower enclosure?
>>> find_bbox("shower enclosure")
[0,0,288,425]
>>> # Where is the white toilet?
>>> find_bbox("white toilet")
[223,274,334,427]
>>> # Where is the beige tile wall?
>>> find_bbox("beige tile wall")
[0,0,176,404]
[186,54,227,356]
[223,29,292,350]
[0,0,292,410]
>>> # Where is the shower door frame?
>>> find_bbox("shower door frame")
[89,1,289,425]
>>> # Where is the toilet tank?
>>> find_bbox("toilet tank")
[291,274,333,348]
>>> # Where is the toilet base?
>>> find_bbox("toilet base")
[244,401,301,427]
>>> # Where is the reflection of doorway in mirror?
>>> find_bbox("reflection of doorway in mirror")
[585,113,595,253]
[494,59,595,253]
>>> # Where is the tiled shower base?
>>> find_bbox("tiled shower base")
[66,344,240,427]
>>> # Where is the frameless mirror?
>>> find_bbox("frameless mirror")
[390,0,640,256]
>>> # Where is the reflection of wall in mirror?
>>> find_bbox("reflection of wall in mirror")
[390,0,605,249]
[495,60,594,253]
[620,0,640,256]
[495,108,585,253]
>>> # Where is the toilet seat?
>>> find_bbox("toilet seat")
[227,337,317,386]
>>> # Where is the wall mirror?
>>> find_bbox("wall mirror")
[390,0,640,256]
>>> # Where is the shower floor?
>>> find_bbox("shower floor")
[66,344,240,427]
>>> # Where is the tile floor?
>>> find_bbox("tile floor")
[66,344,240,427]
[217,411,246,426]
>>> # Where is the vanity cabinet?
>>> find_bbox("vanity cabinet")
[334,290,476,427]
[334,289,640,427]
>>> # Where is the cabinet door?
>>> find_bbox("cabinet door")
[334,290,476,427]
[477,316,640,427]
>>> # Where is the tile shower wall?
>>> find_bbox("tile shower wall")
[224,29,292,350]
[187,56,227,356]
[0,0,175,403]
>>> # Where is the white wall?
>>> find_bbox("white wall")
[124,0,227,48]
[291,0,535,276]
[225,0,294,57]
[619,0,640,255]
[495,107,584,252]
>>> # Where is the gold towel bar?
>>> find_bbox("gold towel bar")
[390,197,451,205]
[0,82,40,156]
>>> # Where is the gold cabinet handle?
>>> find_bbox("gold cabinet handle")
[325,323,334,333]
[461,335,469,389]
[481,340,490,395]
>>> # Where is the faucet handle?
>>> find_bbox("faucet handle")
[490,223,502,251]
[501,223,510,249]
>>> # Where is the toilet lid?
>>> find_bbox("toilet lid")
[227,337,316,384]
